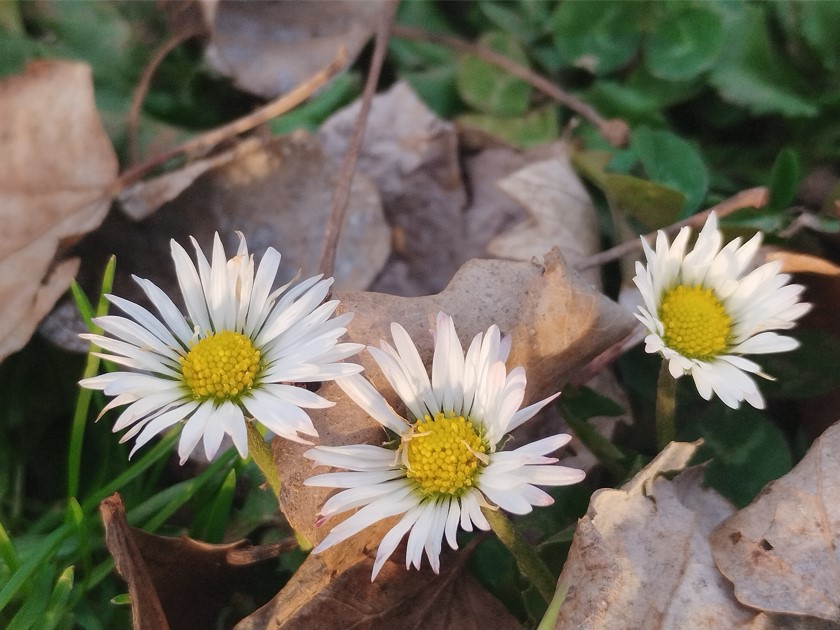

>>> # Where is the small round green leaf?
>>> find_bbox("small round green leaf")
[644,7,725,81]
[550,1,642,75]
[630,127,709,215]
[455,32,531,116]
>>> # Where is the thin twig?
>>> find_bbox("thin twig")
[127,26,202,166]
[391,24,629,147]
[574,186,770,272]
[317,0,399,278]
[111,48,348,195]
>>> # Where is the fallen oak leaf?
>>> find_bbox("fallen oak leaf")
[710,419,840,624]
[236,538,517,630]
[553,443,771,629]
[488,149,601,287]
[0,60,117,361]
[101,493,294,630]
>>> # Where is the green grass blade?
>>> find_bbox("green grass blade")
[4,563,55,629]
[0,526,69,612]
[0,519,20,573]
[67,256,116,500]
[81,431,179,513]
[39,566,75,630]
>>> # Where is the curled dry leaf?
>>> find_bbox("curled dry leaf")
[101,493,293,630]
[204,0,383,99]
[0,60,117,360]
[256,250,636,624]
[711,419,840,624]
[236,539,517,630]
[553,442,775,630]
[488,148,601,288]
[318,81,468,296]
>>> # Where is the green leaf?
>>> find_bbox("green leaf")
[631,126,709,215]
[767,148,800,210]
[708,6,818,118]
[572,150,685,229]
[550,1,642,75]
[558,386,642,482]
[477,0,551,46]
[681,403,792,508]
[761,330,840,399]
[390,0,457,69]
[457,105,558,149]
[780,0,840,72]
[644,6,725,81]
[456,32,532,116]
[402,64,461,118]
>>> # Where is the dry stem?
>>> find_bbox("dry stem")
[112,48,348,195]
[126,26,203,166]
[316,0,399,278]
[391,24,629,147]
[574,186,770,272]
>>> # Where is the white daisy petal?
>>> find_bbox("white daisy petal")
[304,312,582,580]
[336,374,408,434]
[80,233,360,463]
[632,212,808,409]
[371,505,425,581]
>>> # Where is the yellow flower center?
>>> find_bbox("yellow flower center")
[405,412,487,497]
[180,330,261,400]
[659,284,732,360]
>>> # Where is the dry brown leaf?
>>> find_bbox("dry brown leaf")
[711,419,840,624]
[101,493,293,630]
[112,132,388,292]
[488,148,601,287]
[45,131,390,352]
[117,137,265,221]
[0,60,117,360]
[461,147,530,262]
[257,250,636,623]
[237,540,518,630]
[318,81,468,296]
[204,0,383,99]
[552,442,784,630]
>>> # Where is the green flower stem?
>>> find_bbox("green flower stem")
[656,360,677,451]
[537,578,569,630]
[482,506,556,603]
[246,420,281,500]
[245,421,313,550]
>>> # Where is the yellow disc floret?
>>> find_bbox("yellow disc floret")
[404,412,487,497]
[180,330,261,400]
[659,284,732,360]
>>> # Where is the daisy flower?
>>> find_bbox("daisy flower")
[304,312,584,580]
[633,212,810,409]
[80,232,363,463]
